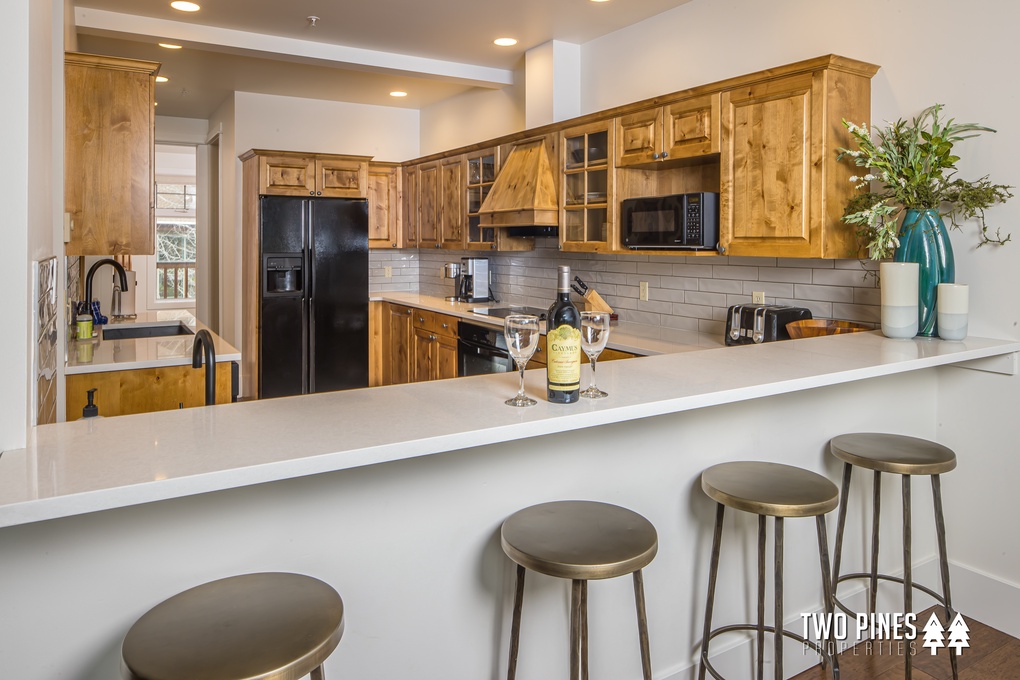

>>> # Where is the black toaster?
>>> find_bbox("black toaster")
[724,304,813,345]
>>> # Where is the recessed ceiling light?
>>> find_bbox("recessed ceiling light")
[590,0,611,3]
[170,1,200,12]
[156,76,169,83]
[494,38,518,47]
[390,91,408,98]
[158,43,183,49]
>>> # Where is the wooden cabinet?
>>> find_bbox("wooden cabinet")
[464,148,499,250]
[411,310,458,382]
[719,66,872,257]
[367,162,403,249]
[416,162,440,249]
[381,302,414,385]
[560,122,614,253]
[65,363,234,420]
[401,165,419,247]
[64,52,159,256]
[439,157,465,248]
[251,151,369,198]
[616,94,720,167]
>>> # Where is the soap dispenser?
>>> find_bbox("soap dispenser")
[80,388,102,419]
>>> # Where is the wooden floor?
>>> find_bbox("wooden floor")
[791,606,1020,680]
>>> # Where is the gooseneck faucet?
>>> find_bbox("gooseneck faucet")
[192,329,217,406]
[84,259,128,307]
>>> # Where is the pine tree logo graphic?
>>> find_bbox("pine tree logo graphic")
[922,613,945,655]
[921,612,970,655]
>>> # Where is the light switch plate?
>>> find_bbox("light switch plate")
[639,281,649,301]
[752,291,765,305]
[384,266,393,278]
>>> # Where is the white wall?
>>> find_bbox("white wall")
[207,94,237,345]
[419,60,526,155]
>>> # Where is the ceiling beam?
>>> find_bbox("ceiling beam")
[75,7,514,89]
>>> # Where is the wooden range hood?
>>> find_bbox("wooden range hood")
[477,139,558,229]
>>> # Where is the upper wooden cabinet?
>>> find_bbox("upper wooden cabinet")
[718,62,874,258]
[416,162,440,249]
[560,122,614,253]
[65,52,159,256]
[401,165,419,248]
[367,162,403,249]
[250,151,369,198]
[616,93,721,168]
[439,157,465,249]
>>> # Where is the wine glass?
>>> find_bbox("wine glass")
[580,311,610,399]
[504,314,540,407]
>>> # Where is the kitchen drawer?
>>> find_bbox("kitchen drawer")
[412,309,458,338]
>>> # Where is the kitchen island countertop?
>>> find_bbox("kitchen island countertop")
[66,310,241,375]
[3,329,1017,529]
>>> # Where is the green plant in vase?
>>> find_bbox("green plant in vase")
[837,104,1012,336]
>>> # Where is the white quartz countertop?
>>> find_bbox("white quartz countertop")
[66,310,241,375]
[3,330,1017,529]
[372,292,724,355]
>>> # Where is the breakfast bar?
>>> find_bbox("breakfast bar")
[0,333,1017,679]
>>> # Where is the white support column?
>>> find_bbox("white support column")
[525,40,580,128]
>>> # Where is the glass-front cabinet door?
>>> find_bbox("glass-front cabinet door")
[465,148,498,250]
[560,122,614,252]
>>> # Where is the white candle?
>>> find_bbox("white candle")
[937,283,969,341]
[880,262,919,339]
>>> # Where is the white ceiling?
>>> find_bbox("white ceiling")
[74,0,694,119]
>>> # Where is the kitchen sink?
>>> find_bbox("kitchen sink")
[102,322,195,340]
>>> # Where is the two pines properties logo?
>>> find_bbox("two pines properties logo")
[801,612,970,655]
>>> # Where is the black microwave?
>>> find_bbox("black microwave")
[621,192,719,250]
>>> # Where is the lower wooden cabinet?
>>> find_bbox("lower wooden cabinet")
[411,310,459,381]
[529,336,635,369]
[65,362,235,420]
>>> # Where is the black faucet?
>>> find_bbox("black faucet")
[192,329,216,406]
[84,259,128,308]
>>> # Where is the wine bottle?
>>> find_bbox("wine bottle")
[547,265,581,403]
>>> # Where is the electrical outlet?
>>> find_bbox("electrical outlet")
[639,281,649,301]
[384,266,393,278]
[752,291,765,305]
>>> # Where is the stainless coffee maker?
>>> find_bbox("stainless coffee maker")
[458,257,491,303]
[442,262,461,302]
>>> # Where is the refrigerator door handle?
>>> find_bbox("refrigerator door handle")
[307,201,315,394]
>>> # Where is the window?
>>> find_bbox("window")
[155,183,197,302]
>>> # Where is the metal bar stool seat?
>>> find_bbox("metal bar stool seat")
[699,462,840,680]
[500,500,657,680]
[121,572,345,680]
[829,432,959,680]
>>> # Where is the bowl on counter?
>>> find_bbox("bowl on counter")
[786,319,871,338]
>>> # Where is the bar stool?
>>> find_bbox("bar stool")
[500,500,657,680]
[121,572,344,680]
[699,462,840,680]
[829,432,958,680]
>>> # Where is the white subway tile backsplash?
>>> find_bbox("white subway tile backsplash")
[712,265,759,280]
[402,246,879,337]
[792,284,854,303]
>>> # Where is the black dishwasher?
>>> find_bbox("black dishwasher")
[457,322,514,376]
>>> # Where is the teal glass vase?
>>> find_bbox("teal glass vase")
[893,209,955,337]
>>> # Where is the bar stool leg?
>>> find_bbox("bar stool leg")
[816,515,839,679]
[774,517,785,680]
[699,503,726,680]
[507,564,526,680]
[902,474,912,679]
[870,471,882,617]
[757,514,766,680]
[932,475,959,680]
[831,464,853,593]
[580,579,589,680]
[311,665,325,680]
[633,569,653,680]
[570,579,583,680]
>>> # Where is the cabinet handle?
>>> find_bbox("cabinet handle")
[652,152,660,160]
[316,191,322,196]
[405,309,412,315]
[429,335,436,341]
[418,317,425,323]
[441,323,448,329]
[435,244,440,249]
[309,191,315,196]
[661,151,669,159]
[392,243,397,247]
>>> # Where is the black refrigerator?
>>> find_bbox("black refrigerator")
[259,196,369,399]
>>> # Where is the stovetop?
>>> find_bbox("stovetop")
[471,306,548,321]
